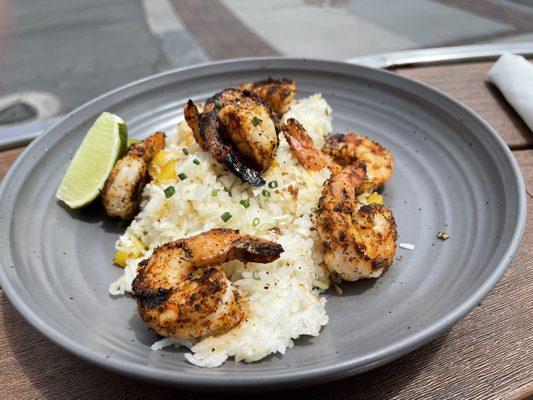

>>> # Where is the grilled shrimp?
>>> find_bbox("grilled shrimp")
[183,100,203,149]
[323,133,393,192]
[238,77,297,116]
[132,229,284,339]
[282,119,393,192]
[316,164,397,281]
[184,89,279,186]
[102,131,166,220]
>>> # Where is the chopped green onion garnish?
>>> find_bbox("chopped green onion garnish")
[117,220,126,228]
[252,270,260,280]
[311,206,318,214]
[164,186,175,198]
[223,187,232,197]
[193,159,200,165]
[214,99,223,109]
[268,180,278,189]
[252,116,261,127]
[211,189,220,197]
[252,217,260,226]
[220,211,232,223]
[240,199,250,209]
[178,173,188,181]
[262,189,271,198]
[182,148,189,155]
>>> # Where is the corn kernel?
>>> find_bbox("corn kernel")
[131,237,146,257]
[271,159,280,168]
[131,236,146,249]
[152,150,170,169]
[155,160,176,183]
[149,150,169,179]
[367,193,383,205]
[113,250,129,267]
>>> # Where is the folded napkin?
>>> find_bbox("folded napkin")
[487,53,533,132]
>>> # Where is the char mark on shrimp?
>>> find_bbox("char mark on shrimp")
[185,89,280,186]
[131,228,283,339]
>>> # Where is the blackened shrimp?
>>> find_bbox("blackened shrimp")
[238,77,297,117]
[102,131,166,220]
[132,229,284,339]
[281,118,393,192]
[184,89,279,186]
[323,133,393,192]
[316,164,397,281]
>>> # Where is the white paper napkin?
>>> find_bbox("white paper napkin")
[487,53,533,132]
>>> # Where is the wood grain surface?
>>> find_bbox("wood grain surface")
[0,147,23,180]
[0,62,532,399]
[395,61,533,149]
[169,0,279,59]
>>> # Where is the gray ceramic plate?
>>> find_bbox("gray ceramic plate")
[0,58,526,391]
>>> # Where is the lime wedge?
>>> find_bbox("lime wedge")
[56,112,128,208]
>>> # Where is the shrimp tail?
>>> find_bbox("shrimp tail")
[177,228,284,267]
[224,152,266,187]
[232,238,284,263]
[184,99,204,149]
[282,118,337,172]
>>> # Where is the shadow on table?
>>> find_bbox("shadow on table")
[2,292,447,400]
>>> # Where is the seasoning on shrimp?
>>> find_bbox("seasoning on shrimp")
[184,88,280,186]
[282,118,394,193]
[132,228,283,340]
[316,164,397,281]
[102,131,166,220]
[238,77,297,117]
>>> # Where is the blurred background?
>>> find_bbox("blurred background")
[1,0,533,124]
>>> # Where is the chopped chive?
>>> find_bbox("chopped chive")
[214,99,223,109]
[223,187,232,197]
[262,189,271,198]
[252,217,260,227]
[182,148,189,155]
[252,270,260,280]
[252,116,261,127]
[311,206,318,214]
[178,173,188,181]
[164,186,175,198]
[116,220,126,228]
[211,189,220,197]
[220,211,232,223]
[193,159,200,165]
[240,199,250,209]
[268,180,278,189]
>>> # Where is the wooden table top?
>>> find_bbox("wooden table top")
[0,61,532,400]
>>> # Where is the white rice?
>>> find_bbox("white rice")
[109,94,333,367]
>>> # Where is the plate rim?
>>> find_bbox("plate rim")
[0,57,527,390]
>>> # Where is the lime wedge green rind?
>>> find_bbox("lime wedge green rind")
[55,112,128,209]
[118,122,128,158]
